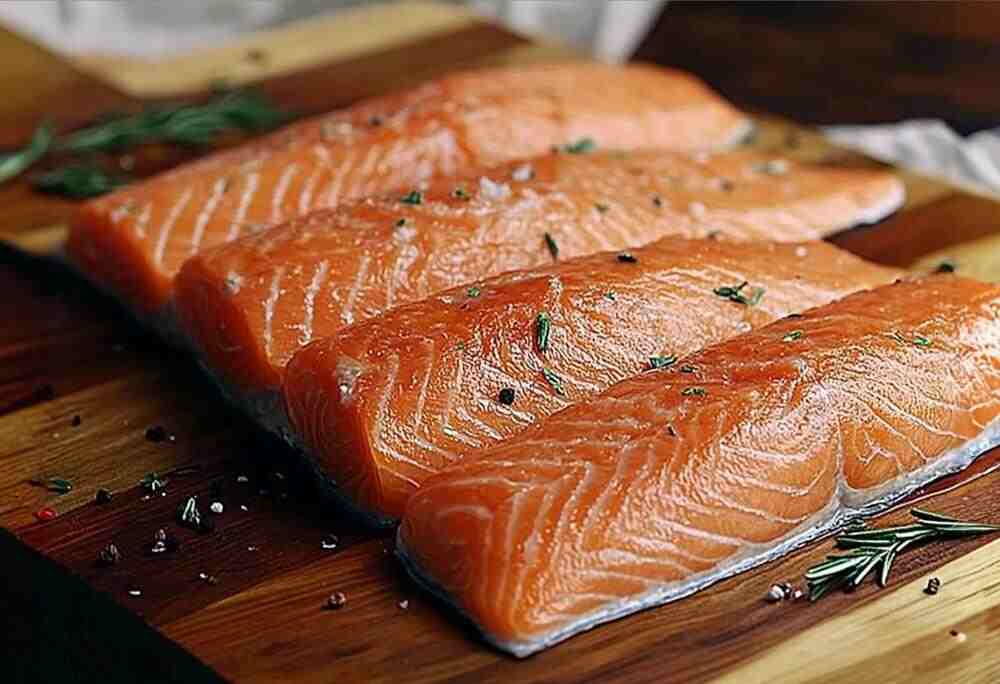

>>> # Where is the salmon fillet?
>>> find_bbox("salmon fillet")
[283,239,902,520]
[65,62,751,320]
[175,149,903,403]
[398,275,1000,656]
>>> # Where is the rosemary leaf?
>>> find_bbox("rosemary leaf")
[649,355,677,370]
[536,312,551,353]
[544,232,559,260]
[33,164,129,199]
[0,122,53,184]
[542,368,566,396]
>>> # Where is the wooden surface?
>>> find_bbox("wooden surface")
[4,3,1000,683]
[637,1,1000,134]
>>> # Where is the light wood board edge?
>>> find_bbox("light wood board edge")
[71,1,485,98]
[713,536,1000,683]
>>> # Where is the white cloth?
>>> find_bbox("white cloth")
[825,121,1000,196]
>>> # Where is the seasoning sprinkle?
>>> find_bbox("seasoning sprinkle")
[595,202,609,213]
[369,115,383,127]
[326,592,347,610]
[892,331,932,348]
[31,477,73,494]
[97,543,121,566]
[935,260,956,273]
[321,534,340,550]
[652,195,663,208]
[511,163,534,182]
[34,507,57,522]
[451,186,469,200]
[536,312,552,353]
[95,488,113,505]
[542,368,566,397]
[400,190,423,205]
[498,388,516,406]
[178,496,202,529]
[782,330,804,342]
[71,415,82,427]
[398,600,409,610]
[128,589,142,597]
[140,472,168,492]
[924,577,941,595]
[145,425,169,443]
[680,365,697,374]
[713,281,765,307]
[617,253,637,264]
[666,425,677,437]
[236,475,249,483]
[544,232,559,260]
[395,217,409,228]
[466,286,481,298]
[649,355,677,370]
[604,291,617,302]
[682,387,707,397]
[560,137,596,154]
[210,501,224,514]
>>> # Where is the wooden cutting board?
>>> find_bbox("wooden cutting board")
[4,3,1000,683]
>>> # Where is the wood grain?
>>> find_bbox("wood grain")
[3,3,1000,683]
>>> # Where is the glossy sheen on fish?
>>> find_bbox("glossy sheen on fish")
[398,276,1000,656]
[175,149,903,398]
[65,62,750,318]
[283,239,901,519]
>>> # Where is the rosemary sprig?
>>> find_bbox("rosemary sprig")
[714,281,765,307]
[33,163,129,199]
[805,508,1000,601]
[0,122,53,184]
[59,90,286,153]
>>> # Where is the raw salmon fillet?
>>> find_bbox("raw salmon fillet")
[65,62,751,320]
[283,239,901,520]
[398,275,1000,656]
[175,149,903,403]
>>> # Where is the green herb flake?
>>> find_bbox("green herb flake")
[782,330,804,342]
[400,190,423,205]
[466,286,481,298]
[0,122,53,185]
[604,291,617,302]
[935,260,956,273]
[536,312,552,353]
[892,331,932,348]
[542,368,566,396]
[713,281,765,307]
[681,387,707,396]
[680,365,697,374]
[560,137,596,154]
[544,232,559,260]
[451,186,469,200]
[649,355,677,370]
[617,253,638,264]
[395,217,409,228]
[30,476,73,494]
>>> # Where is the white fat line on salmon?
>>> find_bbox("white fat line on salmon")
[261,266,286,359]
[297,146,331,214]
[153,188,193,267]
[296,260,330,346]
[340,255,370,326]
[270,163,300,224]
[226,172,260,241]
[324,149,355,206]
[132,202,152,239]
[189,177,229,255]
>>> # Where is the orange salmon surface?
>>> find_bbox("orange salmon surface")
[284,239,901,519]
[398,275,1000,656]
[66,62,751,318]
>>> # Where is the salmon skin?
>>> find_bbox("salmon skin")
[398,275,1000,657]
[283,239,901,520]
[65,62,751,321]
[175,148,903,404]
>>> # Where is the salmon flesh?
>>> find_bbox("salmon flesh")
[283,239,902,520]
[398,275,1000,656]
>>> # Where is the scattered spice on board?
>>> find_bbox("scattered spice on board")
[682,387,707,397]
[714,281,765,307]
[144,425,169,443]
[97,543,121,566]
[498,388,516,406]
[34,507,57,522]
[178,496,202,530]
[209,501,224,514]
[950,630,967,643]
[559,137,596,154]
[398,600,409,610]
[783,330,804,342]
[30,477,73,494]
[321,534,340,550]
[199,573,219,585]
[399,190,423,205]
[617,253,637,264]
[925,577,941,595]
[95,489,113,505]
[326,592,347,610]
[71,415,81,427]
[128,588,142,597]
[666,425,677,437]
[935,260,956,273]
[764,582,795,603]
[652,195,663,208]
[236,475,249,483]
[680,365,698,374]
